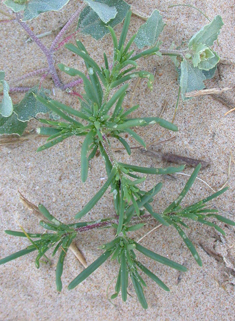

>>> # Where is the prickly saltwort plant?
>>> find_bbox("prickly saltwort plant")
[1,5,234,309]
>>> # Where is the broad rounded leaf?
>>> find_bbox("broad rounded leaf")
[14,87,50,121]
[77,0,130,40]
[84,0,117,23]
[180,59,206,100]
[189,15,223,48]
[0,112,27,136]
[135,10,165,49]
[3,0,27,12]
[5,0,71,21]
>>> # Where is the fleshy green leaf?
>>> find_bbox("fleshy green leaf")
[56,235,76,291]
[189,15,223,48]
[77,0,130,40]
[0,247,36,265]
[38,204,62,225]
[119,163,185,175]
[81,131,95,182]
[14,87,50,121]
[135,243,187,272]
[125,128,146,148]
[136,261,170,292]
[118,10,131,50]
[75,167,116,219]
[121,251,128,301]
[206,214,235,226]
[135,10,165,49]
[131,274,148,309]
[5,230,42,238]
[84,0,117,23]
[164,164,201,214]
[172,223,202,266]
[68,251,112,289]
[0,112,27,136]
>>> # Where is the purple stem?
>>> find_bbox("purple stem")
[50,2,86,52]
[63,78,83,89]
[9,86,32,93]
[15,13,63,89]
[75,221,114,233]
[0,19,16,23]
[10,68,49,84]
[54,32,77,51]
[74,213,153,233]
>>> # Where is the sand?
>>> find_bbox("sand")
[0,0,235,320]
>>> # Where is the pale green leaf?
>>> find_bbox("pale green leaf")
[3,0,26,12]
[188,15,223,48]
[4,0,70,20]
[77,0,130,40]
[0,80,13,117]
[14,87,50,121]
[24,0,70,21]
[0,112,27,136]
[84,0,117,23]
[180,59,206,99]
[0,71,5,81]
[135,10,165,49]
[198,51,220,70]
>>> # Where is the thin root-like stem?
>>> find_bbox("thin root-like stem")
[137,224,162,243]
[175,172,216,192]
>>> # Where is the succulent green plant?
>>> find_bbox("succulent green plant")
[1,4,233,310]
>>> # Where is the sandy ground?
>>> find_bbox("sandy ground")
[0,0,235,320]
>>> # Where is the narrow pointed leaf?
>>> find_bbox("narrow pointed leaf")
[75,168,116,219]
[131,275,148,309]
[164,164,201,214]
[117,187,125,234]
[206,214,235,226]
[102,84,128,114]
[197,218,225,235]
[121,251,128,301]
[125,128,146,147]
[68,251,112,289]
[118,10,132,49]
[56,235,75,291]
[173,223,202,266]
[144,203,169,226]
[135,243,187,272]
[5,230,42,238]
[81,131,95,182]
[119,163,184,175]
[116,136,131,155]
[136,261,170,291]
[37,133,72,152]
[0,247,36,265]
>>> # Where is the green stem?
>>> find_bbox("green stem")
[160,49,185,58]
